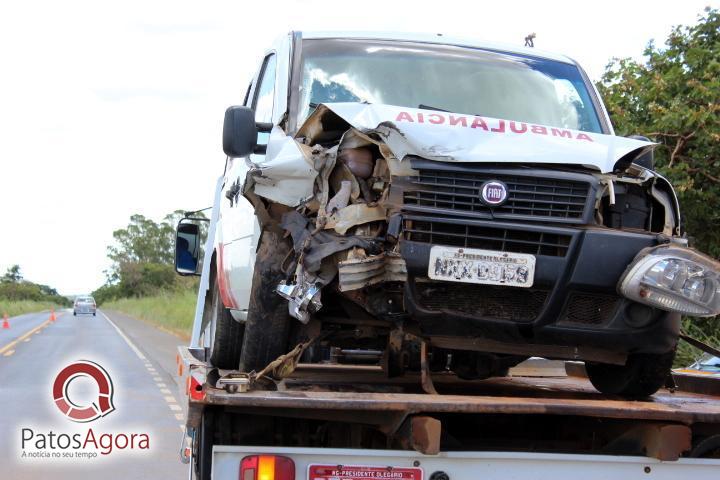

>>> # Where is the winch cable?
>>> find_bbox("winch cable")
[679,331,720,358]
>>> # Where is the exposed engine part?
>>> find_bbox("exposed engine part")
[276,280,322,324]
[338,250,407,291]
[338,147,375,179]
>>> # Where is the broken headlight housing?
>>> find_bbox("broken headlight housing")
[619,245,720,317]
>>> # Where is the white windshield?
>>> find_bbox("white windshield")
[299,39,602,133]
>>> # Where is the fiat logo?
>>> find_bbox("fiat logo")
[481,180,508,206]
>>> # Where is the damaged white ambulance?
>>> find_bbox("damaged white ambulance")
[176,32,720,397]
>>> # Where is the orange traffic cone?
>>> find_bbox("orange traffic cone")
[2,313,9,329]
[50,309,56,322]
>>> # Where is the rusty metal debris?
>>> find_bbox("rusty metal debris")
[395,416,441,455]
[420,341,438,395]
[604,424,691,461]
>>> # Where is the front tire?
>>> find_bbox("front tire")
[586,350,675,397]
[207,278,244,369]
[239,229,293,373]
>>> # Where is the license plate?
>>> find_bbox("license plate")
[428,246,535,287]
[308,464,423,480]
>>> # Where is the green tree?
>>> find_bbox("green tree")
[96,210,206,302]
[598,8,720,365]
[2,264,23,283]
[598,7,720,257]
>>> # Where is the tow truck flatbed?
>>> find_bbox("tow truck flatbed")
[199,372,720,425]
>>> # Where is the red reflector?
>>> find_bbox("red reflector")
[188,374,204,401]
[240,455,295,480]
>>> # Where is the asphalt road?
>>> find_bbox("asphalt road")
[0,308,188,479]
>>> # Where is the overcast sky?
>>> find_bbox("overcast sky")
[0,0,714,294]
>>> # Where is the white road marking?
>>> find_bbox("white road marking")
[99,311,147,361]
[3,350,15,356]
[100,310,187,430]
[23,338,30,342]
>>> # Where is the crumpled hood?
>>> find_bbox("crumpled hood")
[299,103,655,173]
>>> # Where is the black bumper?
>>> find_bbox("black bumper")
[398,221,680,357]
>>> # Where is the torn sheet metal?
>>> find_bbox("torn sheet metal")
[325,204,387,235]
[246,128,318,207]
[297,103,656,174]
[338,251,407,291]
[281,211,380,273]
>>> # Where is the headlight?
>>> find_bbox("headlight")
[618,245,720,317]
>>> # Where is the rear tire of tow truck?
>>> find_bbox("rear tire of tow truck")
[195,408,215,480]
[239,229,292,373]
[585,350,675,397]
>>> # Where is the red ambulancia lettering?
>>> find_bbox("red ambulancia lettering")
[510,121,527,133]
[396,111,414,122]
[428,113,445,124]
[491,119,506,133]
[449,115,467,127]
[471,117,488,130]
[394,110,593,142]
[551,128,572,138]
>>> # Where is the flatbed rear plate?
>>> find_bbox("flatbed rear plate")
[309,464,423,480]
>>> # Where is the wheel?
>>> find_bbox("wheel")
[195,408,215,480]
[73,311,76,316]
[92,312,96,317]
[206,275,244,369]
[585,350,675,397]
[239,229,293,373]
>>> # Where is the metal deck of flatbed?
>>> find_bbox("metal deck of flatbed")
[198,365,720,425]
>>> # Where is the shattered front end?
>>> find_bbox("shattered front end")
[243,102,713,379]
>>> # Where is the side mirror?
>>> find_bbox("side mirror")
[175,220,201,276]
[627,135,655,170]
[222,106,274,157]
[223,106,257,158]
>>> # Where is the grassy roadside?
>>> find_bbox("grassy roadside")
[0,300,63,317]
[103,289,196,339]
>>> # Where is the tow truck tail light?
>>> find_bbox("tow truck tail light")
[240,455,295,480]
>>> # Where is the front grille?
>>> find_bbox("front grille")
[560,292,620,325]
[417,282,548,322]
[404,169,592,222]
[404,218,572,257]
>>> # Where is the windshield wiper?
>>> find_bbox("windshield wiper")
[418,103,450,112]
